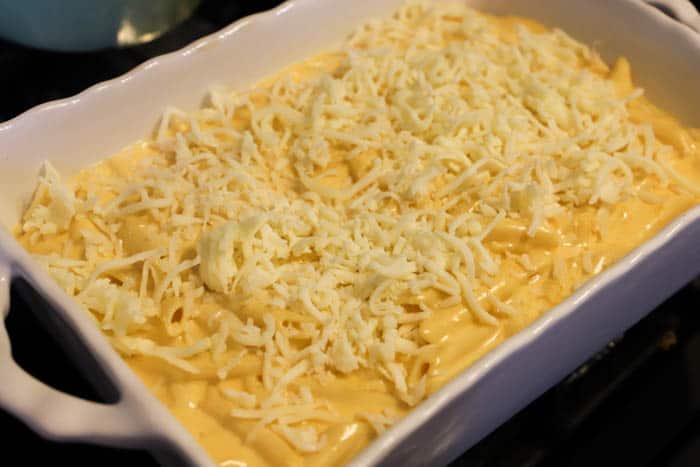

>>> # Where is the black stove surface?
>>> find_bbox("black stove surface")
[2,1,700,466]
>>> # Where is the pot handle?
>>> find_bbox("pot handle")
[646,0,700,32]
[0,260,154,447]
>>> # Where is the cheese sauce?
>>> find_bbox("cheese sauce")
[14,6,700,467]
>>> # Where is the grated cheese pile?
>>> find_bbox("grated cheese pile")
[18,1,693,455]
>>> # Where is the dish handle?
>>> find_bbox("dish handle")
[0,260,155,447]
[646,0,700,31]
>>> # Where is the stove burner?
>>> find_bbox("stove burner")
[453,280,700,467]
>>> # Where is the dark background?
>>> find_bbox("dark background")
[3,1,700,466]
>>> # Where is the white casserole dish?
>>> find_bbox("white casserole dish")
[1,0,699,465]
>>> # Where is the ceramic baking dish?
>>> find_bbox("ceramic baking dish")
[1,0,699,465]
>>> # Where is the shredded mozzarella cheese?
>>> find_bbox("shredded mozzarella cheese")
[18,0,689,455]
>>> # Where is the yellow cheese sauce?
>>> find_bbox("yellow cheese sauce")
[14,9,700,467]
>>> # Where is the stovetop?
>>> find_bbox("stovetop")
[2,1,700,465]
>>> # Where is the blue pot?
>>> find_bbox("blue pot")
[0,0,201,52]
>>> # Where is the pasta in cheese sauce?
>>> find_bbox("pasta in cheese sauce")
[15,2,700,465]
